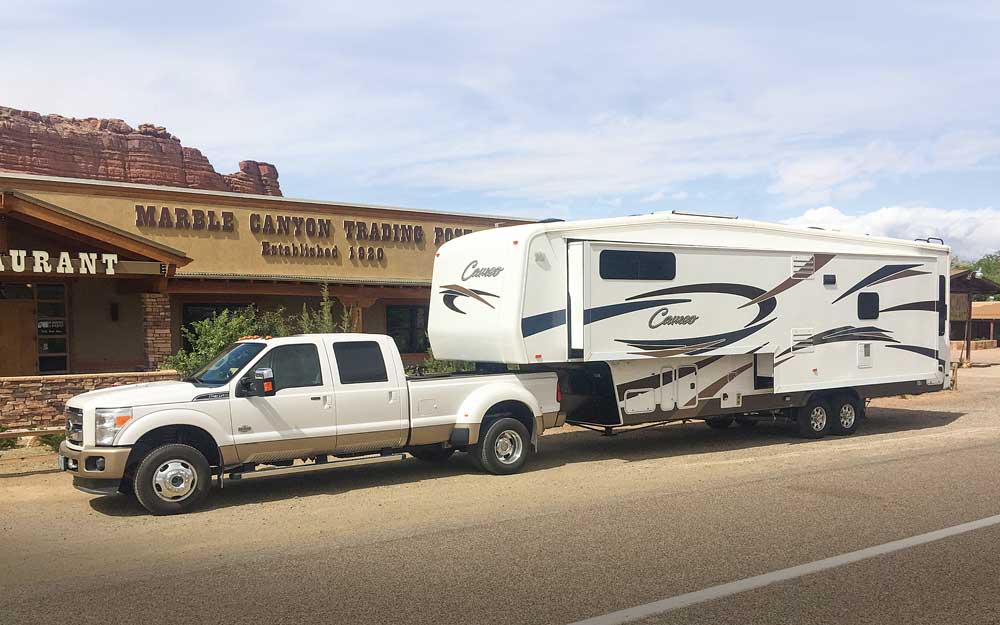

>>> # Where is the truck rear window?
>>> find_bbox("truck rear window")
[333,341,389,384]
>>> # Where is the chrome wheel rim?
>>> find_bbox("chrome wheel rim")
[839,404,856,429]
[494,430,523,465]
[153,459,197,502]
[809,406,828,432]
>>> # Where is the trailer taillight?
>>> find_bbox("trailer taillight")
[556,386,562,402]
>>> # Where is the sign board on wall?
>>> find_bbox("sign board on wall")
[950,293,971,321]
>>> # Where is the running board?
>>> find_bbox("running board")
[225,453,407,482]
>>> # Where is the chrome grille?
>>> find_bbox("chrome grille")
[65,406,83,445]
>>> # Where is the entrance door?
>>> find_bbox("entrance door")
[0,301,37,376]
[677,365,699,409]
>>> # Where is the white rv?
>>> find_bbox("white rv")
[429,212,950,438]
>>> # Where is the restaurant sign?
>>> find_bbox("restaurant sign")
[0,250,120,274]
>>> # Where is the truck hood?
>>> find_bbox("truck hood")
[68,380,223,410]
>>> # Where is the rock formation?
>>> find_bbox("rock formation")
[0,106,282,196]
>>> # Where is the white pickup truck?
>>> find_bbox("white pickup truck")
[59,333,560,514]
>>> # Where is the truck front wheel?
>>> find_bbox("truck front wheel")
[471,417,531,475]
[133,443,211,515]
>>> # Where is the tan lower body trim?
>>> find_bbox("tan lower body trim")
[58,440,131,480]
[407,423,454,446]
[235,435,338,464]
[335,430,406,454]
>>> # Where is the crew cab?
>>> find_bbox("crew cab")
[59,334,560,514]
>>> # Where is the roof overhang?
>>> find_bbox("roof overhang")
[0,190,193,268]
[950,269,1000,295]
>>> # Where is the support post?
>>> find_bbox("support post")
[964,294,972,365]
[140,293,172,370]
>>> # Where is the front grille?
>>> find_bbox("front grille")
[65,406,83,445]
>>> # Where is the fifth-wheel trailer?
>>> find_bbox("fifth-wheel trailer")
[429,212,951,438]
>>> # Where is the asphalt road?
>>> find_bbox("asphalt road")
[2,360,999,625]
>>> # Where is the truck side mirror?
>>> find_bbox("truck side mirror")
[254,367,276,397]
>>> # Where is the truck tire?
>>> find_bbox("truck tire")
[410,447,456,463]
[471,417,531,475]
[796,397,832,439]
[829,394,862,436]
[133,443,211,515]
[706,417,734,429]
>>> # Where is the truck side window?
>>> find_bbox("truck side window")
[599,249,676,280]
[333,341,389,384]
[858,292,879,320]
[255,344,323,392]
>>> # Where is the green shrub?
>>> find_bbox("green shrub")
[0,426,16,451]
[163,285,360,377]
[37,433,65,452]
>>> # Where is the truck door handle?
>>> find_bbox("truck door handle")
[310,396,322,401]
[690,383,696,389]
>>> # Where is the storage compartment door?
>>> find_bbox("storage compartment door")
[677,365,698,409]
[567,241,586,356]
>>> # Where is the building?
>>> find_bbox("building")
[0,172,528,381]
[949,269,1000,360]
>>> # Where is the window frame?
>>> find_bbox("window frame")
[598,249,677,281]
[385,303,430,354]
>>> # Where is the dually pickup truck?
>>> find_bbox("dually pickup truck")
[59,333,560,514]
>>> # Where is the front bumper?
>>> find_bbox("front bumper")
[58,440,132,491]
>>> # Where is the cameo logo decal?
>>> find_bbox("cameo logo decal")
[648,307,699,329]
[440,284,499,314]
[461,260,504,281]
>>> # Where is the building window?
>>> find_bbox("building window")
[386,304,429,353]
[333,341,388,384]
[858,292,879,320]
[599,250,676,280]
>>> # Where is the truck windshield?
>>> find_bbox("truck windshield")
[187,342,266,385]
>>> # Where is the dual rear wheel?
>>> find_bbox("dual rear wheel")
[797,394,862,438]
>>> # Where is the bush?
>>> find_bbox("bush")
[0,426,16,451]
[163,285,359,377]
[406,348,474,376]
[37,433,65,452]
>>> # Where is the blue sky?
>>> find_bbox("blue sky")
[3,0,999,257]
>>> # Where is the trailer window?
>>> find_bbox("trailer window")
[858,292,879,320]
[599,250,676,281]
[333,341,389,384]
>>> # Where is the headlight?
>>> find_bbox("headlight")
[95,407,132,446]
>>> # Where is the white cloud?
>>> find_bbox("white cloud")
[783,205,1000,259]
[670,191,689,200]
[640,191,665,203]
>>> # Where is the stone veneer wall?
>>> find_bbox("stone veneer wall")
[141,293,172,370]
[0,370,180,429]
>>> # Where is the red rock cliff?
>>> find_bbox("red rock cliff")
[0,106,281,196]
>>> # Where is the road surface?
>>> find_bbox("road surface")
[2,359,999,624]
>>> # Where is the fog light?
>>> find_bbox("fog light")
[85,456,106,472]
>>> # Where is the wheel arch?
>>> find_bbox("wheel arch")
[124,423,225,471]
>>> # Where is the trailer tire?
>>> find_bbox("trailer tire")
[830,394,862,436]
[133,443,211,516]
[706,417,734,429]
[471,417,531,475]
[796,397,832,439]
[410,447,456,463]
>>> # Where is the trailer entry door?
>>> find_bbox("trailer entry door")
[567,241,586,357]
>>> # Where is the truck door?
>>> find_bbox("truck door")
[677,365,698,409]
[229,341,337,462]
[327,337,407,453]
